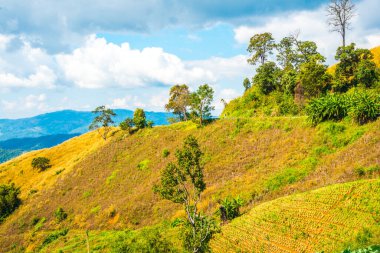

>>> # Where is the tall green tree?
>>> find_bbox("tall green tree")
[190,84,214,126]
[294,40,325,68]
[276,36,297,70]
[253,61,281,95]
[89,105,116,140]
[165,84,191,121]
[133,108,148,130]
[154,135,217,253]
[297,56,331,99]
[334,43,376,91]
[247,32,276,66]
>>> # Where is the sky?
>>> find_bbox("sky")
[0,0,380,119]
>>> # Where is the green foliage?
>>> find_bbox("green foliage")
[137,159,150,171]
[243,77,251,91]
[111,228,177,253]
[356,59,379,88]
[0,183,21,222]
[89,105,116,140]
[154,135,205,204]
[355,166,380,177]
[265,167,310,191]
[54,207,68,222]
[253,61,281,95]
[154,135,216,253]
[33,217,46,232]
[31,157,51,171]
[119,118,134,133]
[334,44,378,92]
[341,245,380,253]
[133,108,148,130]
[297,57,331,98]
[307,91,380,125]
[182,215,219,253]
[306,93,349,125]
[162,149,170,158]
[348,91,380,124]
[190,84,215,126]
[147,120,154,128]
[247,32,276,66]
[165,84,191,121]
[219,196,244,221]
[40,228,69,248]
[280,69,297,94]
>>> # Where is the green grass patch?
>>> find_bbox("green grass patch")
[265,167,310,191]
[90,205,101,214]
[106,170,118,185]
[137,159,150,171]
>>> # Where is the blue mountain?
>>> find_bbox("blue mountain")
[0,109,172,141]
[0,109,173,163]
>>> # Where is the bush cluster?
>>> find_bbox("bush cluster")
[0,183,21,222]
[306,90,380,125]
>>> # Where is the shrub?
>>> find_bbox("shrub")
[54,207,68,222]
[306,93,349,125]
[119,118,134,133]
[0,183,21,222]
[219,196,244,221]
[31,157,51,171]
[41,228,69,248]
[348,91,380,124]
[137,159,150,170]
[133,108,147,129]
[111,228,177,253]
[147,120,154,128]
[162,149,170,158]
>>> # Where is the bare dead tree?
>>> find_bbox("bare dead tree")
[326,0,355,47]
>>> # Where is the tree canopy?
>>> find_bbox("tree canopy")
[89,105,116,140]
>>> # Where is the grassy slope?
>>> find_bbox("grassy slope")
[0,118,379,251]
[211,179,380,253]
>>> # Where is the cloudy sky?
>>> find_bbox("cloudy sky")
[0,0,379,118]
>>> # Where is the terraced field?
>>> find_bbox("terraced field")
[211,179,380,253]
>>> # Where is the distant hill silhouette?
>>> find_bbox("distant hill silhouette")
[0,109,172,141]
[0,109,172,163]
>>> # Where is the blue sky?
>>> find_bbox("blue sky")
[0,0,379,119]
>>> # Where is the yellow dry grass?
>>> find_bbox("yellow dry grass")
[211,179,380,253]
[0,118,379,251]
[0,130,108,199]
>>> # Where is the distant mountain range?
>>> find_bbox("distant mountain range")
[0,109,172,141]
[0,109,172,163]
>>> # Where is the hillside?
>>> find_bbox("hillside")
[211,179,380,252]
[0,116,379,251]
[0,109,172,141]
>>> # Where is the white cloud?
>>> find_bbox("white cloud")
[56,35,252,90]
[0,65,56,89]
[0,35,57,89]
[110,95,147,109]
[56,35,216,89]
[1,93,48,116]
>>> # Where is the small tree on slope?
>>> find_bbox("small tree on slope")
[154,135,217,253]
